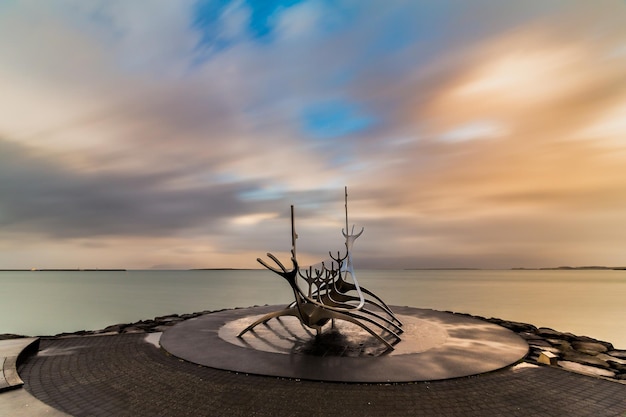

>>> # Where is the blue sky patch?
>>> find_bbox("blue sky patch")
[192,0,308,51]
[301,99,376,140]
[246,0,306,38]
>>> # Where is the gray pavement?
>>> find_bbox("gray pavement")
[12,332,626,416]
[1,337,39,391]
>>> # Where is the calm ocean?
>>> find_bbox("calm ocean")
[1,269,624,349]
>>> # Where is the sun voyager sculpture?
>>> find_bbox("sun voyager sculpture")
[238,187,403,351]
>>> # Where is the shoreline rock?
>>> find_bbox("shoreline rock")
[479,315,625,382]
[3,306,624,383]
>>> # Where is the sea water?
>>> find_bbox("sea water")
[1,269,624,349]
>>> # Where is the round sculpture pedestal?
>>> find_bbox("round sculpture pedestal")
[160,305,528,383]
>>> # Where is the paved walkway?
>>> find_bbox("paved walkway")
[15,333,626,416]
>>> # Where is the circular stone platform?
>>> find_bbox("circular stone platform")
[160,305,528,383]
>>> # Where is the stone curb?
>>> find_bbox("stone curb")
[0,338,40,392]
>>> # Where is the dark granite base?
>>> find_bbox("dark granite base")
[160,305,529,382]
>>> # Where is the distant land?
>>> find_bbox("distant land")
[1,266,625,272]
[0,268,126,271]
[0,268,254,271]
[405,268,481,270]
[406,266,626,271]
[190,268,256,271]
[511,266,626,271]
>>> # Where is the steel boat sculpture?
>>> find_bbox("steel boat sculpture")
[238,188,403,350]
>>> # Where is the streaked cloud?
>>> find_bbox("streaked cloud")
[1,0,625,269]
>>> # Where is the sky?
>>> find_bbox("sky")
[1,0,625,269]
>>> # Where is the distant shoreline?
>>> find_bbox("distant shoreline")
[405,266,626,271]
[189,268,256,271]
[511,266,626,271]
[0,269,127,272]
[2,266,625,272]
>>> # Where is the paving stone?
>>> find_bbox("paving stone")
[16,334,626,417]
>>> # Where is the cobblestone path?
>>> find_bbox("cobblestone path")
[18,334,626,417]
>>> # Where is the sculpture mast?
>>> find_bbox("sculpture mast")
[345,186,349,233]
[291,205,297,258]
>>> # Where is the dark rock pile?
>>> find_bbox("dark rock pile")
[484,317,626,382]
[47,309,235,338]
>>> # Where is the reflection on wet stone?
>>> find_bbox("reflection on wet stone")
[220,314,449,356]
[290,326,388,357]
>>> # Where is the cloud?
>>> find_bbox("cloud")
[1,1,626,268]
[0,138,269,237]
